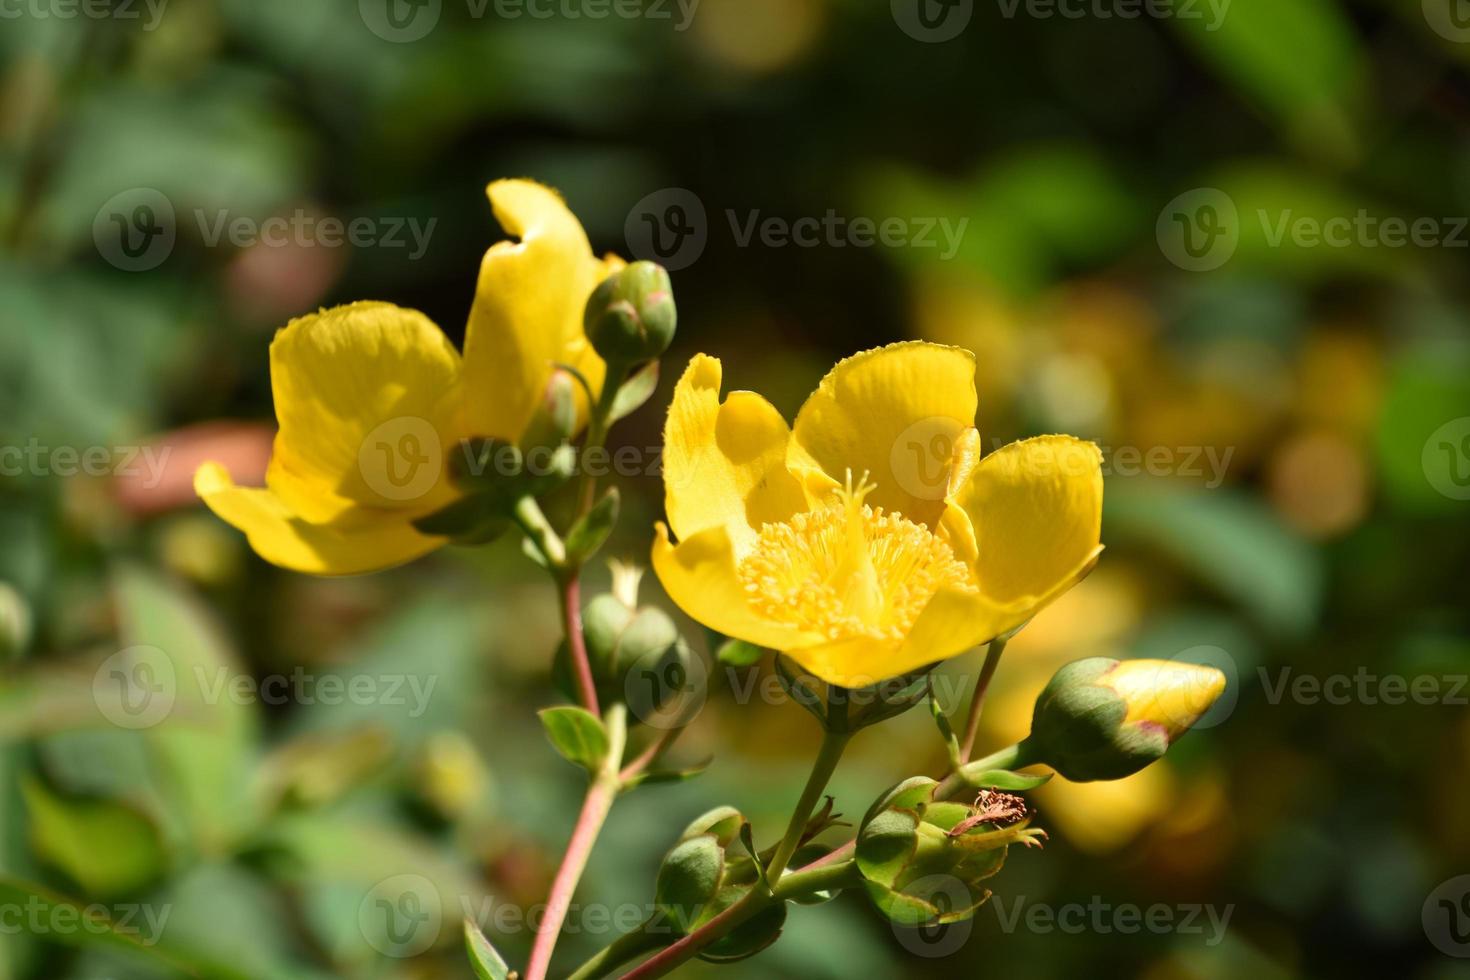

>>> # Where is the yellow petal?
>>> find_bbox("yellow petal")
[953,434,1104,608]
[662,355,806,554]
[462,179,616,441]
[195,463,445,575]
[779,636,905,689]
[265,301,465,524]
[790,342,978,529]
[651,522,823,651]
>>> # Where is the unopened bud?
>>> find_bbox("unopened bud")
[1027,657,1226,782]
[584,261,677,364]
[0,582,31,663]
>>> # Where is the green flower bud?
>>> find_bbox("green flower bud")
[584,261,677,364]
[1026,657,1227,782]
[855,777,1044,926]
[520,369,578,454]
[0,582,31,663]
[554,592,689,713]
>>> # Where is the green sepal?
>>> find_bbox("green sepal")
[463,917,512,980]
[697,902,786,963]
[774,655,827,727]
[953,766,1052,792]
[855,808,920,888]
[538,706,610,776]
[860,776,937,830]
[679,806,745,847]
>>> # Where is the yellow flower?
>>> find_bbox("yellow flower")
[194,179,621,575]
[652,342,1104,687]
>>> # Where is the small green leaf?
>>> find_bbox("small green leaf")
[21,776,165,896]
[565,487,620,563]
[609,358,660,422]
[716,638,764,667]
[738,822,770,891]
[464,917,513,980]
[955,766,1052,792]
[929,685,961,769]
[623,757,711,790]
[538,707,610,775]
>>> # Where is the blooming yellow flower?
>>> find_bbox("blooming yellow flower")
[194,179,622,575]
[652,342,1104,687]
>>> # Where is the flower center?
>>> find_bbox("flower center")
[737,475,976,642]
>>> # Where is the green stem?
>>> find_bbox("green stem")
[578,359,627,513]
[513,496,567,569]
[615,729,852,980]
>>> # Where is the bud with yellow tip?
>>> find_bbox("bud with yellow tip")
[1025,657,1226,782]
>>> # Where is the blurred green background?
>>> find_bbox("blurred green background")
[3,0,1470,977]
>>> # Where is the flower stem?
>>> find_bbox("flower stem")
[933,740,1031,800]
[616,727,852,980]
[958,637,1006,764]
[559,573,601,716]
[524,704,628,980]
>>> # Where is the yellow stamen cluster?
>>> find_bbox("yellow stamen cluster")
[737,478,976,642]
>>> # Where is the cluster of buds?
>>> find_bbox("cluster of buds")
[855,776,1046,926]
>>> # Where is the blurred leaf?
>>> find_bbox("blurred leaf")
[113,565,260,853]
[565,487,620,565]
[1170,0,1363,155]
[20,776,165,897]
[623,758,712,790]
[1375,338,1470,514]
[715,638,764,668]
[539,706,610,775]
[1107,484,1322,636]
[464,917,513,980]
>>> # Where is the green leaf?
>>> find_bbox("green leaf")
[538,706,611,775]
[20,776,165,896]
[954,767,1052,792]
[565,487,620,565]
[609,358,660,422]
[716,638,764,667]
[464,917,513,980]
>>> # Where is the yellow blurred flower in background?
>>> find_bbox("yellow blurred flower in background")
[194,180,621,575]
[653,341,1104,687]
